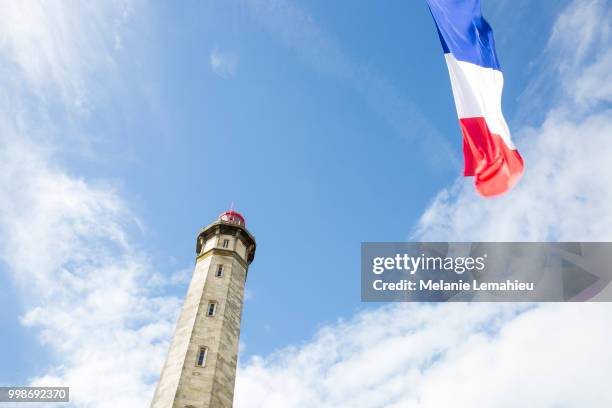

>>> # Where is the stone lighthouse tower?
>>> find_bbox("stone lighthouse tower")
[151,210,256,408]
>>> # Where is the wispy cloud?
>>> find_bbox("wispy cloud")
[0,2,178,406]
[0,1,133,117]
[515,0,611,124]
[552,0,612,110]
[243,0,459,170]
[210,48,239,78]
[3,141,180,405]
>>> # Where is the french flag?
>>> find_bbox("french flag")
[427,0,523,197]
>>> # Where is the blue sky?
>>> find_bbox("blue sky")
[76,0,561,356]
[1,0,612,406]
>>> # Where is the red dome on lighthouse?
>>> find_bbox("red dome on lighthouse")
[219,210,246,226]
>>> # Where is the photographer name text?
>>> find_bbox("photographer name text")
[373,279,534,292]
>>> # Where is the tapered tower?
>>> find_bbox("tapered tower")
[151,210,256,408]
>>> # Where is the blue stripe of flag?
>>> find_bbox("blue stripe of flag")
[426,0,501,71]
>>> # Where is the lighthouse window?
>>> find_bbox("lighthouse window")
[222,239,230,248]
[196,347,208,367]
[216,265,224,277]
[207,302,217,316]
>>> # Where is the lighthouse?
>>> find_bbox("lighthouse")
[151,210,256,408]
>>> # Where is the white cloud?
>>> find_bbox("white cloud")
[210,48,239,78]
[234,1,612,407]
[0,134,179,408]
[235,303,612,407]
[0,1,133,116]
[555,1,612,110]
[0,2,178,407]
